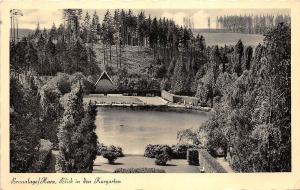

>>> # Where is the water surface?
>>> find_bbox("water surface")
[95,107,209,154]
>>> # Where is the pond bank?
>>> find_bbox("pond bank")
[83,95,211,112]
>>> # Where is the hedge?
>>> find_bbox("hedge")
[187,149,199,166]
[144,144,172,158]
[171,144,198,159]
[145,144,198,159]
[198,149,227,173]
[114,168,166,173]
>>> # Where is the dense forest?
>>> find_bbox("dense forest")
[10,9,290,172]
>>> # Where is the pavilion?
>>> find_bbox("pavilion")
[94,71,116,94]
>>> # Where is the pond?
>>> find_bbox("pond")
[95,107,209,154]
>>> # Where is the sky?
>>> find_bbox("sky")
[16,9,290,30]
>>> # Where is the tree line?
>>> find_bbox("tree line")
[216,14,290,34]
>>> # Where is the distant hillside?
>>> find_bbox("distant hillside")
[93,44,156,76]
[10,28,34,39]
[193,31,264,47]
[192,28,225,33]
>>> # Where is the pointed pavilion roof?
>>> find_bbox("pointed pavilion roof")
[94,71,114,86]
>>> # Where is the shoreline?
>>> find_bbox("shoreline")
[84,94,211,113]
[95,103,211,113]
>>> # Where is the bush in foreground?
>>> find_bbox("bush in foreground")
[154,147,172,166]
[102,145,124,164]
[114,168,165,173]
[97,143,124,157]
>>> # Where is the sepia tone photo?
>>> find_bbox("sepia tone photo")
[9,8,291,174]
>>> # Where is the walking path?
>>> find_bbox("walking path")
[44,150,59,173]
[215,157,235,173]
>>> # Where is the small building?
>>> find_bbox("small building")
[94,71,116,94]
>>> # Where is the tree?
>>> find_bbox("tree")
[102,10,114,63]
[90,11,100,44]
[62,9,82,43]
[10,76,41,172]
[243,46,253,70]
[81,11,91,43]
[171,55,188,95]
[231,39,244,76]
[57,82,85,172]
[250,23,291,172]
[49,23,57,40]
[72,101,98,172]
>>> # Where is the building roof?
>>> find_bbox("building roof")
[95,71,114,86]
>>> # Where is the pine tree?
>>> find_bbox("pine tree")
[102,10,114,64]
[231,39,244,76]
[90,11,100,44]
[82,11,91,43]
[49,23,57,40]
[171,55,188,95]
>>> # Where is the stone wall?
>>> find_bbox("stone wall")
[161,90,200,105]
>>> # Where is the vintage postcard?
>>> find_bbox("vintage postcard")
[1,0,300,189]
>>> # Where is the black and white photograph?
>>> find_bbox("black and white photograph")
[9,8,291,173]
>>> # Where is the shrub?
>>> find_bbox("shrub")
[171,144,198,159]
[114,168,165,173]
[32,139,53,172]
[102,151,118,164]
[70,72,95,94]
[154,146,172,166]
[144,144,172,165]
[97,142,107,155]
[102,145,124,164]
[55,73,71,94]
[187,149,199,166]
[155,152,170,166]
[144,144,171,158]
[97,143,124,157]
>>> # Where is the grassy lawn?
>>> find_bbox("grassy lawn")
[93,155,200,173]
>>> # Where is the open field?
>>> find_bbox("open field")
[199,32,264,46]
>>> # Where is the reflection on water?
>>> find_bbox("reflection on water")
[95,107,209,154]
